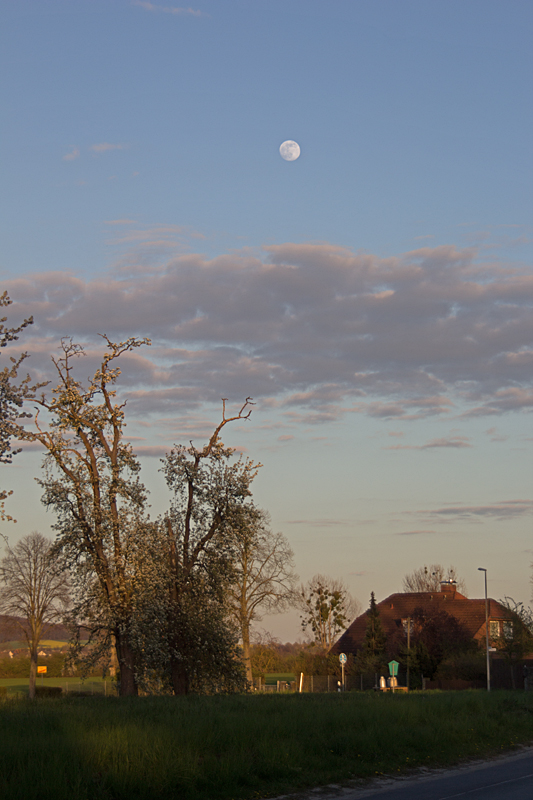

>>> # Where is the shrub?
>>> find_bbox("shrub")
[35,686,62,698]
[436,651,486,681]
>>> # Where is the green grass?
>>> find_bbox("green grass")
[0,691,532,800]
[0,639,69,649]
[0,676,112,696]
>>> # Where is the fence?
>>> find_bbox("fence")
[252,673,402,692]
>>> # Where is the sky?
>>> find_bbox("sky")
[0,0,532,641]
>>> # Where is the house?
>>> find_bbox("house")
[330,580,514,658]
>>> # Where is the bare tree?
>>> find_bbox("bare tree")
[402,564,467,596]
[227,508,298,684]
[299,574,360,651]
[16,336,151,696]
[0,532,70,699]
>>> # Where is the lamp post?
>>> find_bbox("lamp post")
[478,567,490,692]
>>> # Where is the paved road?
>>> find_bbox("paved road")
[283,749,533,800]
[347,749,533,800]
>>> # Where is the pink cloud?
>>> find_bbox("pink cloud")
[411,500,533,523]
[2,241,532,423]
[133,1,205,16]
[63,146,80,161]
[90,143,127,154]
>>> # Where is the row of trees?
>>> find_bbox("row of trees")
[0,299,360,696]
[4,298,529,696]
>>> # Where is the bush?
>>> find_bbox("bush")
[0,653,68,679]
[35,686,62,698]
[436,651,486,682]
[0,686,6,697]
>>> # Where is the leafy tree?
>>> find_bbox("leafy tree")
[300,574,359,651]
[355,592,387,676]
[17,336,151,696]
[227,507,298,683]
[161,400,260,694]
[128,520,246,695]
[0,532,70,699]
[407,605,476,680]
[249,633,288,676]
[402,564,467,596]
[493,597,533,688]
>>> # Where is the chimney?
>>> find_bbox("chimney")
[440,579,457,597]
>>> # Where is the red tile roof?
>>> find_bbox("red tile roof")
[330,590,512,655]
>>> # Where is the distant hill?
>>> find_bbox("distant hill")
[0,615,71,644]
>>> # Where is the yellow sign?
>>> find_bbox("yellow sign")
[37,666,47,674]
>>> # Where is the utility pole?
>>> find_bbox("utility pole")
[478,567,491,692]
[406,617,411,691]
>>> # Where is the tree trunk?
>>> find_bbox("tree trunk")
[29,645,38,700]
[115,629,138,696]
[170,657,190,695]
[241,619,253,686]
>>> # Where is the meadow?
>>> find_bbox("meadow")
[1,691,533,800]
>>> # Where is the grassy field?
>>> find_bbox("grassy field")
[0,639,69,649]
[1,691,533,800]
[0,676,112,696]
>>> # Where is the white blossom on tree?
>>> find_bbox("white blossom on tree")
[17,336,151,696]
[161,399,261,694]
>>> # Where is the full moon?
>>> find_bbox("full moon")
[279,140,301,161]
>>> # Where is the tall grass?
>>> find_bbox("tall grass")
[1,692,533,800]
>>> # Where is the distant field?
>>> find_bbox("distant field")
[1,691,533,800]
[0,639,69,650]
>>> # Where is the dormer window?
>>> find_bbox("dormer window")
[503,621,513,640]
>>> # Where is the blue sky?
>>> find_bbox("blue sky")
[1,0,532,639]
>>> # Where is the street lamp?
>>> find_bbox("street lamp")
[478,567,491,692]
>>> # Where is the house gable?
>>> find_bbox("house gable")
[330,590,513,656]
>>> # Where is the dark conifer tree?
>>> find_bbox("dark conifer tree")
[355,592,387,677]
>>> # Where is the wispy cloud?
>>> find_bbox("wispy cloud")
[413,500,533,523]
[90,143,128,154]
[286,519,351,527]
[63,146,80,161]
[485,426,508,442]
[133,1,205,16]
[386,435,472,450]
[394,529,436,536]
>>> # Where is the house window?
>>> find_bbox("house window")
[489,621,500,638]
[503,621,513,640]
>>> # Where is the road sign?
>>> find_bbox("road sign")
[339,653,347,664]
[37,666,47,674]
[388,660,399,677]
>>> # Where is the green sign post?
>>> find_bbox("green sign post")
[388,660,399,692]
